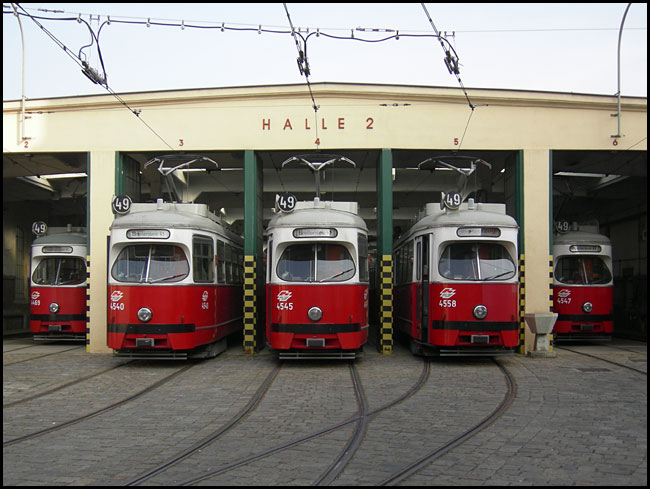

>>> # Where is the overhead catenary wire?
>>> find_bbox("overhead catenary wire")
[283,3,320,148]
[421,3,485,150]
[11,5,175,151]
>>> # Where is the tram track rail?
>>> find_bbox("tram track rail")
[3,362,196,447]
[3,344,43,353]
[3,345,85,366]
[379,357,516,486]
[556,345,647,375]
[313,362,369,486]
[3,361,134,408]
[170,358,431,487]
[123,362,282,486]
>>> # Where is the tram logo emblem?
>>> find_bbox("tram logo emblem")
[557,289,571,298]
[110,291,124,302]
[277,290,292,302]
[202,290,209,302]
[31,291,40,300]
[440,288,456,299]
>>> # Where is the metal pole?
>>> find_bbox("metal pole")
[613,3,632,138]
[11,3,27,143]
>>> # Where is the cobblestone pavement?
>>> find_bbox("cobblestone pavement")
[3,336,646,486]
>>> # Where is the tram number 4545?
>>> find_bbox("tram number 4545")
[276,302,294,311]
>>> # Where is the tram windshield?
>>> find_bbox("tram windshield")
[32,257,86,285]
[555,255,612,285]
[111,244,189,283]
[439,242,515,281]
[277,243,355,282]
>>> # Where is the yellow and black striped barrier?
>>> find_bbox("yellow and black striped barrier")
[549,254,555,351]
[86,255,91,352]
[380,254,393,354]
[518,254,526,355]
[243,255,257,354]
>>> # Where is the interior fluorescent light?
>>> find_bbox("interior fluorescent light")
[553,172,609,178]
[43,172,87,179]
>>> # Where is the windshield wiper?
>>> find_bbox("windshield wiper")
[483,271,513,281]
[148,273,186,283]
[319,268,354,282]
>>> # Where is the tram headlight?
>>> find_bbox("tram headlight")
[473,304,488,320]
[582,302,593,313]
[307,306,323,322]
[49,302,60,314]
[137,307,153,322]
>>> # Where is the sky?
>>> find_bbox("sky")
[2,3,648,101]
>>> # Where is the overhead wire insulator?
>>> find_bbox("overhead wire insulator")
[444,51,460,75]
[81,61,106,86]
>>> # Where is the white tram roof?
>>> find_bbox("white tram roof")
[33,227,87,246]
[267,199,367,232]
[554,230,611,246]
[406,201,518,237]
[111,200,241,242]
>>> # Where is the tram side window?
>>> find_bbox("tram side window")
[237,249,244,284]
[216,240,225,283]
[407,240,414,283]
[225,244,233,284]
[555,255,612,285]
[193,236,214,283]
[358,234,369,283]
[32,257,85,285]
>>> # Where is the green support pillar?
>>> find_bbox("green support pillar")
[377,149,393,354]
[243,150,264,353]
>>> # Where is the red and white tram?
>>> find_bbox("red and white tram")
[552,224,614,339]
[265,197,370,359]
[107,198,244,359]
[394,199,520,356]
[30,224,87,341]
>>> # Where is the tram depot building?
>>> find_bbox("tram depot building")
[3,82,647,354]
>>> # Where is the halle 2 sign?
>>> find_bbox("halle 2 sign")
[261,116,375,132]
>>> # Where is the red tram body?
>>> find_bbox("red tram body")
[552,227,614,339]
[265,199,370,359]
[107,199,243,359]
[394,200,519,356]
[29,227,88,340]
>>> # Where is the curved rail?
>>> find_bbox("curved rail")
[556,345,647,375]
[3,345,85,366]
[123,362,282,486]
[174,358,431,486]
[379,358,516,486]
[3,363,195,447]
[3,361,134,408]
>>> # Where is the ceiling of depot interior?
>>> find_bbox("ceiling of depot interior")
[3,148,646,239]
